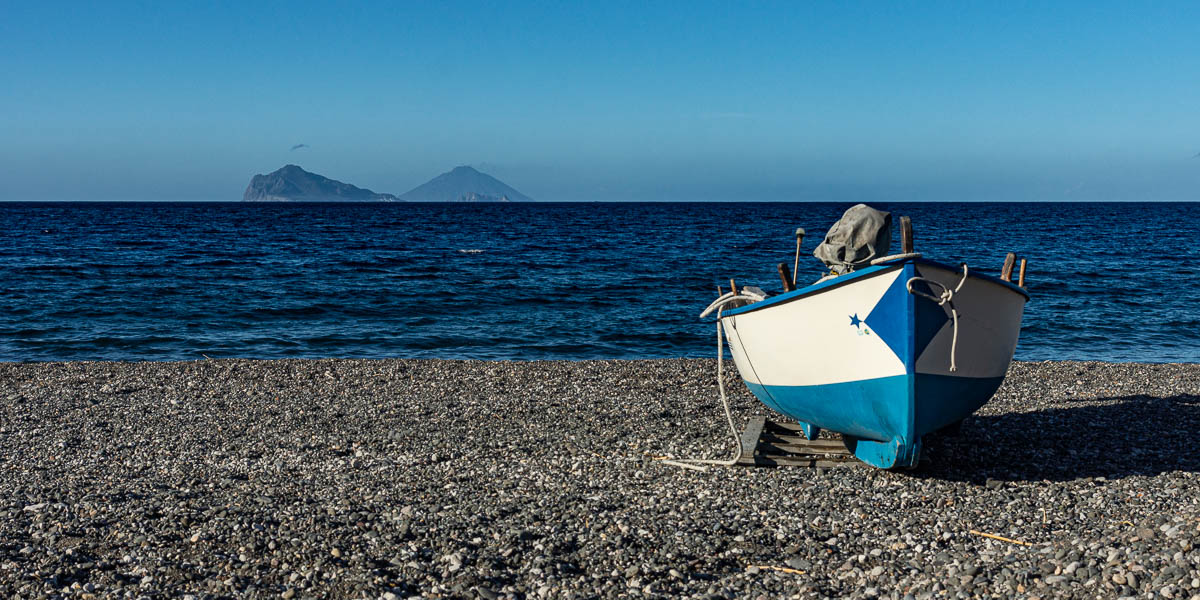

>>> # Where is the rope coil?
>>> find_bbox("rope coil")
[905,263,969,372]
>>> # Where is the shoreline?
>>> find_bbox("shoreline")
[2,359,1198,597]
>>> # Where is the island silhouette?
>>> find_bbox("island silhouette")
[243,165,531,202]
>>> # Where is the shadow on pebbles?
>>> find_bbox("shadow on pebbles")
[1,359,1199,599]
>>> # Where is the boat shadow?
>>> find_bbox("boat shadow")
[915,392,1200,482]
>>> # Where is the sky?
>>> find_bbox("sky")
[2,1,1198,201]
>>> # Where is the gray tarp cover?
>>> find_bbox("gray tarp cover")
[812,204,892,274]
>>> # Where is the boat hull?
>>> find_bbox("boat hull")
[720,259,1027,468]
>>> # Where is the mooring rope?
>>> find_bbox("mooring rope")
[661,301,755,471]
[905,263,969,372]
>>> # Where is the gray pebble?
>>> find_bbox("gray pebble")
[0,358,1195,598]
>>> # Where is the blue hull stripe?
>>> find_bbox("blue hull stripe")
[746,376,910,442]
[745,373,1005,443]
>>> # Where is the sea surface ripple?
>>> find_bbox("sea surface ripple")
[1,201,1196,362]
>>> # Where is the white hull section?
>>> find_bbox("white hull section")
[721,267,906,387]
[912,263,1025,379]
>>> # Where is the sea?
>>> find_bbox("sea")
[1,201,1197,363]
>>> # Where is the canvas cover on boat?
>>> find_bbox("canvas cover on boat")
[813,204,892,274]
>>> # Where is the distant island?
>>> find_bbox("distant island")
[398,165,532,202]
[243,165,399,202]
[242,165,532,202]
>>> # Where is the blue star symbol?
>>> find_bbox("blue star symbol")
[849,313,862,328]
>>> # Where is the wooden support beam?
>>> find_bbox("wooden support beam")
[739,415,767,459]
[1018,259,1027,288]
[900,216,913,254]
[1000,252,1017,281]
[736,416,861,468]
[759,434,850,451]
[777,263,795,292]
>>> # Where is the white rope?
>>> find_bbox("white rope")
[661,307,745,471]
[905,263,969,372]
[698,289,765,319]
[870,252,922,265]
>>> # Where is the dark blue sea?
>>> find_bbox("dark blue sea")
[2,202,1197,363]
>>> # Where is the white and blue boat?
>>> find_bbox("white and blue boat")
[709,211,1029,469]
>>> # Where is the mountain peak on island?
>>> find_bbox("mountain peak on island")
[242,164,532,202]
[243,165,398,202]
[400,165,532,202]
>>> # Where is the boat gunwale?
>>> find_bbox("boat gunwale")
[720,256,1030,318]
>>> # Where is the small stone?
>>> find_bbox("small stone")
[281,589,295,599]
[331,548,342,558]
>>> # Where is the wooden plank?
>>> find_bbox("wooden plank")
[759,433,849,451]
[764,420,805,432]
[777,263,795,292]
[758,436,854,451]
[1000,252,1017,281]
[1018,258,1027,287]
[752,456,859,468]
[739,415,767,459]
[900,216,913,254]
[759,444,851,458]
[763,436,849,451]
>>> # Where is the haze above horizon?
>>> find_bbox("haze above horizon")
[2,1,1198,202]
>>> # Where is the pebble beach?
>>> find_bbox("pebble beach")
[2,358,1199,600]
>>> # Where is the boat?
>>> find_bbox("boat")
[703,205,1029,469]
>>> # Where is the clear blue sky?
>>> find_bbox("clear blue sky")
[2,1,1198,201]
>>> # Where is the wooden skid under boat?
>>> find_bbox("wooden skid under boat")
[735,416,860,468]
